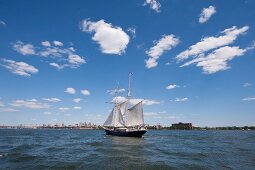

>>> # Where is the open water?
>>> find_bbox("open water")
[0,129,254,169]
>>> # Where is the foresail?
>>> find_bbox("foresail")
[119,101,127,115]
[113,106,125,127]
[103,106,125,127]
[125,101,144,127]
[103,108,114,126]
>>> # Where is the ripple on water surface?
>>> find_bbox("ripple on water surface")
[0,129,255,169]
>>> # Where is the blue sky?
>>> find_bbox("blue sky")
[0,0,255,127]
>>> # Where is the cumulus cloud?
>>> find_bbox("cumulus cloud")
[143,0,161,13]
[181,46,247,74]
[53,40,63,46]
[11,99,50,109]
[12,40,85,69]
[199,6,216,23]
[174,98,188,102]
[1,59,38,77]
[112,96,160,106]
[176,26,252,74]
[166,84,180,90]
[81,19,129,55]
[0,108,19,112]
[49,63,62,69]
[73,106,82,110]
[12,41,36,55]
[42,98,61,102]
[81,89,90,96]
[107,88,125,95]
[145,35,180,68]
[65,87,76,94]
[73,98,81,103]
[41,41,51,47]
[143,99,160,105]
[127,27,136,38]
[176,26,249,61]
[242,96,255,101]
[59,107,70,112]
[68,55,86,65]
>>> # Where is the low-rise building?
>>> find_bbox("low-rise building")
[172,122,193,130]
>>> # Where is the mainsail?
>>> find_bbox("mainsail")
[125,101,144,127]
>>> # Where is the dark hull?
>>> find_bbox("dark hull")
[105,129,147,137]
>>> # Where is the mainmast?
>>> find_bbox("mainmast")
[127,72,132,100]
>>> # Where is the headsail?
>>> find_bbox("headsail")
[125,101,144,127]
[103,106,125,127]
[119,101,127,115]
[103,108,114,126]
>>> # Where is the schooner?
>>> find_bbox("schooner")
[103,73,147,137]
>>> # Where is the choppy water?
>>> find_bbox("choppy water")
[0,129,254,169]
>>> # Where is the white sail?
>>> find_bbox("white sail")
[119,101,127,115]
[125,101,144,127]
[103,108,114,126]
[113,106,125,127]
[103,106,125,127]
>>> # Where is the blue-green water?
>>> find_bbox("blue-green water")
[0,129,254,169]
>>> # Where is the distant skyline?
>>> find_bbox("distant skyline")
[0,0,255,127]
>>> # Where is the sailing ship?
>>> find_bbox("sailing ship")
[103,73,147,137]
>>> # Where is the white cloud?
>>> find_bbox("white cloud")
[166,84,180,90]
[73,106,82,110]
[0,20,6,26]
[2,59,38,77]
[127,27,136,38]
[81,19,129,55]
[176,26,249,61]
[65,87,76,94]
[73,98,81,103]
[145,35,180,68]
[0,101,4,107]
[68,55,86,65]
[12,40,85,70]
[144,112,158,116]
[242,96,255,101]
[199,6,216,23]
[112,96,126,103]
[145,58,158,69]
[81,89,90,96]
[41,41,51,47]
[43,111,52,115]
[243,83,252,87]
[11,99,50,109]
[174,98,188,102]
[107,88,125,95]
[42,98,61,102]
[143,99,160,105]
[0,108,19,112]
[49,63,62,69]
[144,0,161,13]
[181,46,247,74]
[53,41,63,46]
[59,107,69,112]
[12,41,36,55]
[112,96,160,106]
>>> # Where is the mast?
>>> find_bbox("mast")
[127,72,132,99]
